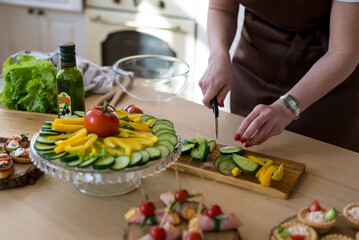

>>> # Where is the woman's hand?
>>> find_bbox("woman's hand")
[198,51,233,108]
[235,100,295,147]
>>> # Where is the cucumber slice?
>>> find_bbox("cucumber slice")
[207,140,217,153]
[153,128,175,137]
[78,156,99,168]
[39,131,61,137]
[155,145,170,158]
[181,143,195,154]
[37,149,57,156]
[93,156,115,170]
[197,134,207,145]
[232,154,259,174]
[60,154,80,162]
[111,155,131,170]
[157,133,178,146]
[324,208,338,221]
[74,111,85,117]
[214,155,233,167]
[219,146,245,156]
[218,158,236,176]
[141,114,156,122]
[198,142,210,162]
[47,151,68,160]
[44,121,54,126]
[153,119,174,128]
[152,123,174,133]
[146,147,161,160]
[157,140,175,153]
[130,152,143,166]
[36,135,58,145]
[34,142,56,151]
[184,137,198,145]
[139,150,150,165]
[66,159,84,167]
[190,148,200,160]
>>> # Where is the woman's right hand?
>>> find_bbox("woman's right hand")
[198,51,233,109]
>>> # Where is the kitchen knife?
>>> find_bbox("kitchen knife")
[211,98,219,140]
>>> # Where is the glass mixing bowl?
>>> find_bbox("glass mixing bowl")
[113,55,189,103]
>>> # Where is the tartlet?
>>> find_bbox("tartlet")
[321,234,354,240]
[343,203,359,230]
[275,221,318,240]
[297,207,337,234]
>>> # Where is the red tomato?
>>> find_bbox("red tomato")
[124,104,143,114]
[185,232,202,240]
[149,226,166,240]
[174,189,190,202]
[0,159,12,172]
[139,200,156,217]
[5,136,21,146]
[0,157,10,162]
[290,235,306,240]
[84,104,119,138]
[206,204,223,218]
[308,200,321,212]
[21,148,30,158]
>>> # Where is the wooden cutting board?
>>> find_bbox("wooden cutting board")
[124,222,240,240]
[171,144,305,199]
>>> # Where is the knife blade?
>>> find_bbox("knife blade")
[211,98,219,140]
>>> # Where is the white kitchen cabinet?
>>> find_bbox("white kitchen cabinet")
[0,3,86,66]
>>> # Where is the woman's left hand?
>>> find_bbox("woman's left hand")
[235,100,296,147]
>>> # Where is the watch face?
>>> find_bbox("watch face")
[288,99,297,109]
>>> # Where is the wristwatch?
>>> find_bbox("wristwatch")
[280,94,300,120]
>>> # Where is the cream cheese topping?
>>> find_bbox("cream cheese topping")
[0,153,9,158]
[348,206,359,221]
[286,225,309,240]
[7,140,20,149]
[305,211,326,224]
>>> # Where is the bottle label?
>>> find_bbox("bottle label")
[58,92,71,118]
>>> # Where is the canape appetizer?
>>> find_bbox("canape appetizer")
[343,202,359,230]
[4,134,31,164]
[160,189,202,221]
[182,230,203,240]
[188,204,242,232]
[139,222,182,240]
[0,152,14,179]
[297,200,338,234]
[275,222,318,240]
[320,234,354,240]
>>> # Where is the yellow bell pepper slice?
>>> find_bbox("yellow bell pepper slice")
[127,114,141,122]
[52,123,85,132]
[119,128,154,137]
[118,131,129,138]
[104,138,116,148]
[126,134,158,143]
[53,128,88,153]
[126,137,154,147]
[120,138,144,151]
[142,119,154,127]
[47,130,79,141]
[247,155,265,166]
[119,120,130,126]
[96,142,125,156]
[272,164,284,181]
[54,118,84,125]
[128,122,152,132]
[115,109,129,117]
[64,133,98,154]
[104,137,131,156]
[231,167,242,177]
[255,159,273,179]
[260,166,277,187]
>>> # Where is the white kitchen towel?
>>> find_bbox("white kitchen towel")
[1,50,115,94]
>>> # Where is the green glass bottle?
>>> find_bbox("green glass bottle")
[56,42,85,118]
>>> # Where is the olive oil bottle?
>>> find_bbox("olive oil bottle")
[56,42,85,118]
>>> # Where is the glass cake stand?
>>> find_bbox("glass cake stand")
[29,131,182,197]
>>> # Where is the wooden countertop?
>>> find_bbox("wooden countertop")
[0,95,358,240]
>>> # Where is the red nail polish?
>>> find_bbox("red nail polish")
[220,100,224,108]
[235,134,241,141]
[240,137,246,143]
[245,142,251,148]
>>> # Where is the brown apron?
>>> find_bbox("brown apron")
[231,0,359,152]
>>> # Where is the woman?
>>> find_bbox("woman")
[199,0,359,152]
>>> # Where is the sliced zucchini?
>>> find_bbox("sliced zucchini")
[157,140,175,153]
[129,152,142,166]
[153,128,175,137]
[34,142,56,151]
[198,142,210,162]
[60,154,80,162]
[146,147,161,161]
[155,145,170,158]
[181,143,195,155]
[232,154,259,174]
[139,150,150,165]
[78,156,99,168]
[93,156,115,170]
[218,158,236,176]
[36,135,58,145]
[110,155,131,170]
[207,140,217,153]
[66,159,84,167]
[47,151,68,160]
[74,111,85,117]
[157,133,178,146]
[214,155,233,167]
[153,119,174,128]
[152,123,174,133]
[219,146,245,156]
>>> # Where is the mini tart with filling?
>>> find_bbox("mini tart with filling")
[275,221,318,240]
[321,234,354,240]
[343,203,359,230]
[297,207,337,234]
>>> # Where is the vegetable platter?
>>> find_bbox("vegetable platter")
[172,140,305,199]
[29,104,182,196]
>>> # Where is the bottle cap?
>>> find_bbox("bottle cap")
[59,42,76,64]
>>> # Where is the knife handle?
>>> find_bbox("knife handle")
[211,98,219,118]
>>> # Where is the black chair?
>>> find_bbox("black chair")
[101,30,176,66]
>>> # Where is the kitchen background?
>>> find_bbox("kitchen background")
[0,0,244,112]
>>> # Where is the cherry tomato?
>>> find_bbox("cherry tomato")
[185,232,203,240]
[124,104,143,114]
[290,234,306,240]
[21,148,30,158]
[0,159,12,172]
[149,226,166,240]
[174,189,190,202]
[206,204,223,218]
[139,200,156,217]
[5,136,21,146]
[84,103,119,138]
[0,157,10,162]
[308,200,321,212]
